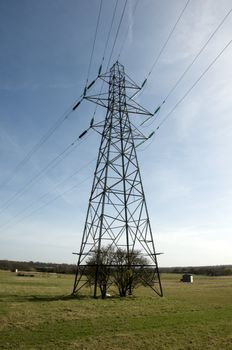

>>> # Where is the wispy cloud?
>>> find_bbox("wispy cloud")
[161,1,232,65]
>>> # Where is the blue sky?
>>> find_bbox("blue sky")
[0,0,231,266]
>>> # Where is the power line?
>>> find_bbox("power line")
[153,38,232,133]
[0,75,99,194]
[87,0,123,130]
[85,0,103,86]
[1,174,93,232]
[100,0,119,69]
[3,0,123,211]
[0,101,81,191]
[164,7,232,101]
[0,60,99,194]
[138,38,232,148]
[0,158,96,231]
[106,0,128,70]
[117,0,140,60]
[90,0,128,122]
[0,131,93,215]
[0,1,105,192]
[140,6,232,127]
[142,0,191,87]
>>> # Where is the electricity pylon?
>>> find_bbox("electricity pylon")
[72,61,163,297]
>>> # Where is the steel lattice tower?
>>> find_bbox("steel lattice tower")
[73,62,163,297]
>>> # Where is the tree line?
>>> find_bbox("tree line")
[0,260,76,274]
[161,265,232,276]
[0,259,231,277]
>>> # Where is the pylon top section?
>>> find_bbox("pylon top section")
[85,61,153,117]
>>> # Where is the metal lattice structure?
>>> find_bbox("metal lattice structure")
[72,62,163,297]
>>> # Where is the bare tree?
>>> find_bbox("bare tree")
[85,246,150,298]
[111,248,150,296]
[85,246,114,299]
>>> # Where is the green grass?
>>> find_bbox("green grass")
[0,270,232,349]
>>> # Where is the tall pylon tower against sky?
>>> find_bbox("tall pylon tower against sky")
[73,62,163,297]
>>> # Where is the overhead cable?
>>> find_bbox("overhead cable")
[140,6,232,127]
[0,70,99,199]
[0,0,104,190]
[153,38,232,134]
[139,38,231,145]
[117,0,140,60]
[88,0,121,130]
[164,7,232,101]
[0,101,81,191]
[0,131,92,215]
[99,0,119,73]
[1,174,93,232]
[0,158,96,231]
[85,0,103,86]
[142,0,191,89]
[91,0,128,123]
[1,0,106,191]
[106,0,128,70]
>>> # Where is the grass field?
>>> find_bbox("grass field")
[0,270,231,349]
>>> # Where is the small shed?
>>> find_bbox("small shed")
[181,274,193,283]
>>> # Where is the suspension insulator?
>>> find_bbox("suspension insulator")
[83,87,87,97]
[98,64,102,76]
[148,131,155,139]
[72,100,81,111]
[79,130,88,139]
[87,79,96,90]
[90,118,94,128]
[141,78,147,88]
[154,106,161,115]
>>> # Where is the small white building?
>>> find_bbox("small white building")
[181,274,193,283]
